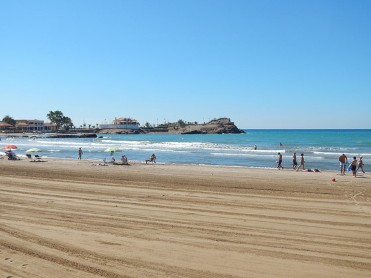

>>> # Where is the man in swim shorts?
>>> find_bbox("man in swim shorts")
[338,153,348,175]
[277,152,283,170]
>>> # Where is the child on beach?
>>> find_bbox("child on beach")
[351,157,357,177]
[121,155,128,165]
[146,153,157,164]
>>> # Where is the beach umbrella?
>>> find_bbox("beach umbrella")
[2,144,17,150]
[104,147,121,153]
[26,148,42,152]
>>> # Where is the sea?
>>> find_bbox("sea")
[1,129,370,171]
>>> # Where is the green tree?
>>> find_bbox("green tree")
[47,111,74,131]
[144,122,153,128]
[2,115,16,126]
[177,119,186,127]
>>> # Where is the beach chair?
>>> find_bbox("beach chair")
[6,151,19,160]
[35,154,42,161]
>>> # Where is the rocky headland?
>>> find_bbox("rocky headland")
[99,118,245,134]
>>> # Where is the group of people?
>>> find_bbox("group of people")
[277,151,365,176]
[77,148,156,165]
[4,149,18,160]
[277,152,306,171]
[109,154,129,164]
[292,152,305,171]
[339,153,365,177]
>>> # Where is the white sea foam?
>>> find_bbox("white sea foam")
[313,151,340,156]
[211,152,277,158]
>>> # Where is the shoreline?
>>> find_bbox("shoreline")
[0,154,349,174]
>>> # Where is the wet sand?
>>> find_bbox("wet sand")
[1,158,371,277]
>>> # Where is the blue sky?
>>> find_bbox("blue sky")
[1,0,370,129]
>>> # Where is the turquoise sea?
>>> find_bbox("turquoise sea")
[1,130,370,171]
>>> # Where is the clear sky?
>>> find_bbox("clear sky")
[1,0,370,129]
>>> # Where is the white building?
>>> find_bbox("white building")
[16,120,57,132]
[99,118,140,130]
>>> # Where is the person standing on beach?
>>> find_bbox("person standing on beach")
[357,156,365,173]
[338,153,348,175]
[351,157,357,177]
[277,152,283,170]
[78,147,83,160]
[292,152,297,170]
[297,153,305,171]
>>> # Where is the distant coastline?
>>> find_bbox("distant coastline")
[100,118,245,135]
[1,118,245,137]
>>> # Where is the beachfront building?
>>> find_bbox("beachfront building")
[0,121,14,131]
[0,122,14,132]
[15,120,57,133]
[99,117,140,130]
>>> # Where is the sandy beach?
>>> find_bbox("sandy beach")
[1,158,370,277]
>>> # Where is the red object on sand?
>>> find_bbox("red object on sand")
[332,178,336,182]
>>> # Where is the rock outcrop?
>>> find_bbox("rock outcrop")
[143,118,244,134]
[174,118,244,134]
[96,118,244,135]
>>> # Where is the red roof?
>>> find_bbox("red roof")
[0,122,13,127]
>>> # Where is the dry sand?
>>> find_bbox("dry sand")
[0,158,370,277]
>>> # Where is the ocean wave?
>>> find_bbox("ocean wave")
[240,149,285,154]
[211,152,278,158]
[313,151,341,156]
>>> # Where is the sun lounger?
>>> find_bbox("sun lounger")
[28,154,46,162]
[5,151,19,160]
